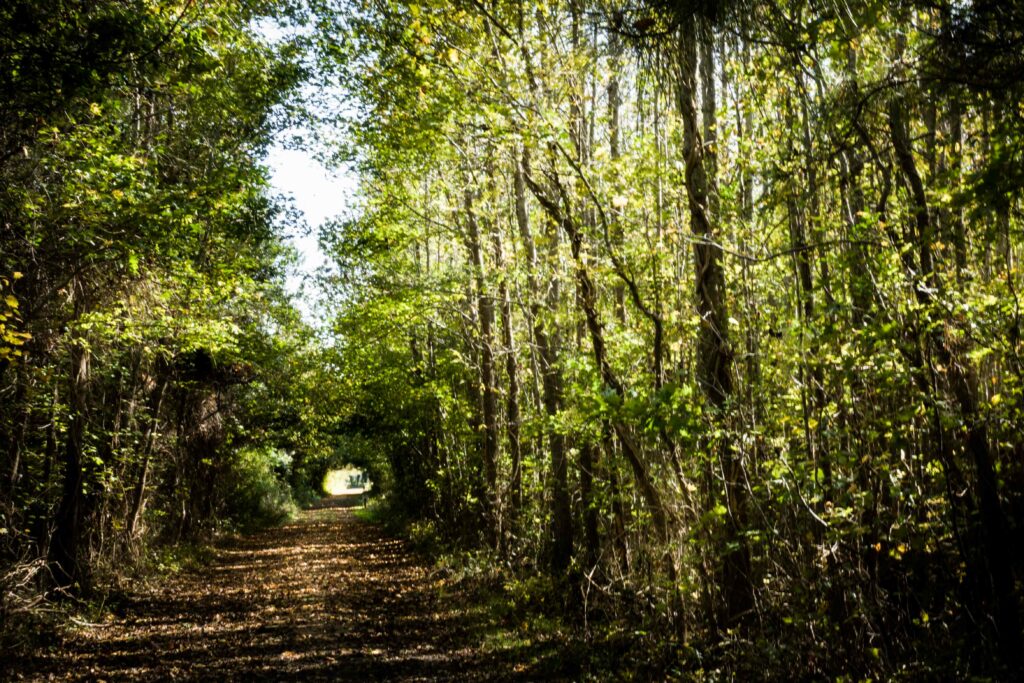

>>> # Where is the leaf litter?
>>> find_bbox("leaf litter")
[10,496,569,681]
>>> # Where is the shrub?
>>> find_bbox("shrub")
[224,447,297,531]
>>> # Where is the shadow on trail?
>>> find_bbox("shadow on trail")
[14,498,570,681]
[309,492,366,509]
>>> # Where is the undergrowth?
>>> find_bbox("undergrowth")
[224,446,299,532]
[1,447,300,660]
[357,498,693,680]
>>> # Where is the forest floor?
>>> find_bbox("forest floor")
[10,496,579,681]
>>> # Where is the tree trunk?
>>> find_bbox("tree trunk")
[677,18,752,624]
[50,337,90,589]
[494,228,522,521]
[514,152,572,573]
[127,374,169,542]
[4,355,30,499]
[464,188,500,546]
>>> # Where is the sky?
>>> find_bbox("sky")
[265,141,354,324]
[257,17,354,325]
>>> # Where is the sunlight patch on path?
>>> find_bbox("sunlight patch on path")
[323,467,372,496]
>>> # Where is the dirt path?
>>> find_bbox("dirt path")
[14,497,567,681]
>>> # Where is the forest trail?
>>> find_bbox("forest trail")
[15,497,557,682]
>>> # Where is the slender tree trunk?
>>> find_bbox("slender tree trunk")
[841,62,874,331]
[513,152,572,573]
[4,355,30,499]
[127,375,169,542]
[789,81,832,501]
[608,31,626,321]
[946,98,967,279]
[463,188,500,546]
[494,229,522,521]
[50,335,90,589]
[677,18,752,624]
[602,47,631,565]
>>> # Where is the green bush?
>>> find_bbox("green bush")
[224,447,297,531]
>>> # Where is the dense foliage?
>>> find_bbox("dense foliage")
[3,0,1023,678]
[0,0,342,640]
[312,0,1024,677]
